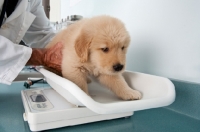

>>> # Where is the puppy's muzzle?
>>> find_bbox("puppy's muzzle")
[113,63,124,71]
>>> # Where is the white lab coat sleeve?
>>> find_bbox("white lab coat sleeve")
[23,0,56,48]
[0,35,32,85]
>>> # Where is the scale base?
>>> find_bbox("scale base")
[21,88,133,131]
[24,111,133,131]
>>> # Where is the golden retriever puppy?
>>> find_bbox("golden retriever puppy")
[46,15,142,100]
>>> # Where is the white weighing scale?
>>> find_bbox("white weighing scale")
[21,67,175,131]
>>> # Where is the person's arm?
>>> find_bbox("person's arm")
[0,1,63,85]
[0,35,63,85]
[0,35,32,85]
[26,42,63,73]
[24,0,63,72]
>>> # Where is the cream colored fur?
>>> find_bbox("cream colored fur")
[46,15,141,100]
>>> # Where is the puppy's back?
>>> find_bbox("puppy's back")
[45,18,88,48]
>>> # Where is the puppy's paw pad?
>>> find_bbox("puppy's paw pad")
[120,89,142,100]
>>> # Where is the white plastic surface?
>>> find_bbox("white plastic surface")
[21,88,133,131]
[36,67,175,114]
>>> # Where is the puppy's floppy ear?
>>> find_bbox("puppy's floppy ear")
[75,30,92,62]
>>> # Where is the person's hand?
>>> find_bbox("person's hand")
[26,42,63,76]
[43,42,63,75]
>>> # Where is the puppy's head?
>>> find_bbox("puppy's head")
[75,16,130,75]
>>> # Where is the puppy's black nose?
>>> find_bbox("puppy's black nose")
[113,64,124,71]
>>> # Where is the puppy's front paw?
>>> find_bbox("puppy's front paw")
[120,89,142,100]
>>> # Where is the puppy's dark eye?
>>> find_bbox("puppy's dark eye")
[121,46,125,50]
[101,47,109,52]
